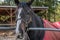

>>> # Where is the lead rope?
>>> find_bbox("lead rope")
[23,30,30,40]
[23,22,30,40]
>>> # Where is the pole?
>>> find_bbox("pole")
[0,27,60,32]
[0,27,16,30]
[29,28,60,32]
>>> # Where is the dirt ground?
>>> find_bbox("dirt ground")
[0,36,16,40]
[0,30,25,40]
[0,30,17,40]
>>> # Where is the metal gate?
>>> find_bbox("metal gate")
[0,27,16,40]
[0,27,60,40]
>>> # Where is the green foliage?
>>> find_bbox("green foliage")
[0,15,15,22]
[33,0,58,22]
[0,15,10,21]
[0,0,60,22]
[54,2,60,22]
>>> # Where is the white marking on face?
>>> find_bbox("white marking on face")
[16,8,23,34]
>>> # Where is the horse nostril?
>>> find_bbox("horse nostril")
[17,35,20,38]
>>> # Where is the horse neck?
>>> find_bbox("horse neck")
[31,13,44,28]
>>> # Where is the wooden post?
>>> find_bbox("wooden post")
[10,8,13,27]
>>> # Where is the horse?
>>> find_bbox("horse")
[14,0,45,40]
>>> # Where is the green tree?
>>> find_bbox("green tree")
[0,0,59,22]
[33,0,58,22]
[55,1,60,22]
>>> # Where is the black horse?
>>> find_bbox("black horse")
[15,0,45,40]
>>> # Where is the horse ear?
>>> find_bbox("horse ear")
[27,0,34,5]
[14,0,20,5]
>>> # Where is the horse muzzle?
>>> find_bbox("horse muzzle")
[16,33,24,39]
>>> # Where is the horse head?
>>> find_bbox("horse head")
[14,0,34,39]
